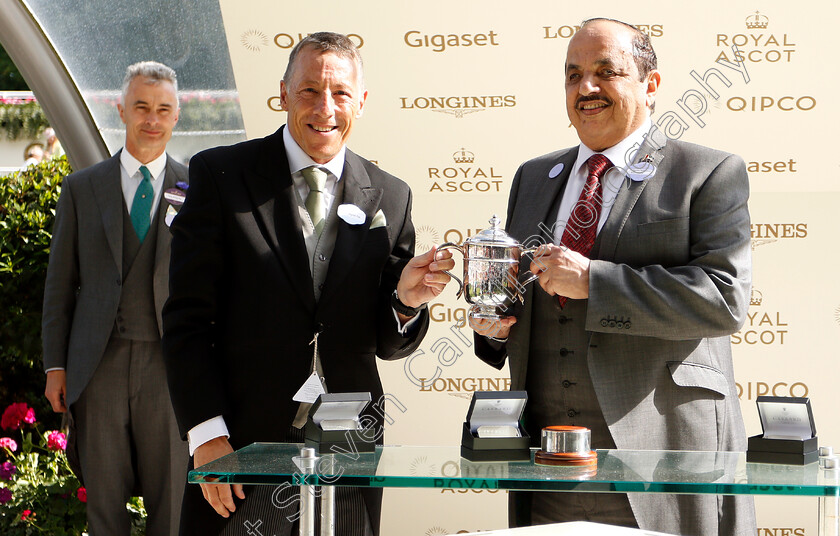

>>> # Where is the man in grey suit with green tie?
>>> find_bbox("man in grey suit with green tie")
[41,61,188,536]
[472,18,756,535]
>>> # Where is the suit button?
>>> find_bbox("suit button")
[557,316,568,325]
[116,278,122,286]
[558,348,569,357]
[600,318,608,327]
[119,326,126,333]
[318,283,324,290]
[567,409,577,418]
[562,380,572,388]
[608,320,616,328]
[318,254,327,262]
[624,321,632,329]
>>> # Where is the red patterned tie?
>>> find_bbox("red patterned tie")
[557,154,612,307]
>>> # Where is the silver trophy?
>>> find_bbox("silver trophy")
[439,215,539,320]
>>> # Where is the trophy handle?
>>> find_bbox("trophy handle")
[517,247,542,300]
[437,242,465,298]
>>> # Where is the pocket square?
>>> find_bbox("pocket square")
[370,209,387,229]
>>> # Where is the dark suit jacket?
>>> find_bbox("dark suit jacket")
[476,131,756,536]
[162,126,429,535]
[42,151,187,406]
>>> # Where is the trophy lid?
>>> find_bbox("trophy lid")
[466,215,520,247]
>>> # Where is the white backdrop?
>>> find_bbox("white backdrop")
[218,1,840,533]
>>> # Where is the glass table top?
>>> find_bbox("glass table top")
[188,443,840,497]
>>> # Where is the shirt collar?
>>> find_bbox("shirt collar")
[120,148,167,181]
[573,118,653,176]
[283,125,346,181]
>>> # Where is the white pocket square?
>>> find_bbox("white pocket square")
[370,209,387,229]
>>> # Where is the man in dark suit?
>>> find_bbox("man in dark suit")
[42,61,189,535]
[471,18,756,535]
[162,32,452,536]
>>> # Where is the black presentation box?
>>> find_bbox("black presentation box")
[304,392,375,454]
[461,391,530,462]
[746,396,818,465]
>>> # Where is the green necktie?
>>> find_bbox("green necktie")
[302,166,327,236]
[130,165,154,242]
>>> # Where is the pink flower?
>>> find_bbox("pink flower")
[0,487,11,504]
[20,509,34,521]
[76,487,87,503]
[46,431,67,451]
[0,461,15,480]
[1,403,36,430]
[0,437,17,452]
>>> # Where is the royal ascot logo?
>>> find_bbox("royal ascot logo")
[542,23,663,39]
[399,95,516,118]
[419,376,512,398]
[750,223,807,251]
[727,95,815,112]
[410,456,438,477]
[404,30,500,52]
[273,32,364,49]
[427,148,505,193]
[732,288,789,346]
[737,381,808,400]
[240,29,269,52]
[746,158,797,174]
[716,11,796,63]
[425,528,449,536]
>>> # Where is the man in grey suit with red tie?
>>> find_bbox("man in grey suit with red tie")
[162,32,453,535]
[42,61,189,535]
[471,18,756,535]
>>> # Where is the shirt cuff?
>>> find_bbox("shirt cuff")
[45,367,65,373]
[393,307,422,335]
[187,416,230,456]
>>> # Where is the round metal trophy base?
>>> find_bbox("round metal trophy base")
[534,449,598,467]
[468,305,509,321]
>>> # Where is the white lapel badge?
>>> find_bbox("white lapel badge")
[548,162,565,179]
[337,203,366,225]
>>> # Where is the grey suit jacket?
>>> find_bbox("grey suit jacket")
[41,151,188,406]
[477,130,755,535]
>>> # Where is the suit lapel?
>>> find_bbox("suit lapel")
[242,128,315,312]
[89,153,124,275]
[595,126,669,260]
[152,156,184,330]
[318,151,382,306]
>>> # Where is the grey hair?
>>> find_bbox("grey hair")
[120,61,178,103]
[283,32,364,88]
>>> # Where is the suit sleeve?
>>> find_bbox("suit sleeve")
[162,153,231,438]
[375,186,430,360]
[41,178,80,371]
[587,153,752,340]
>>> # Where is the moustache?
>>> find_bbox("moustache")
[576,95,612,109]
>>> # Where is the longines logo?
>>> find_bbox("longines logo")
[746,158,797,173]
[240,29,269,52]
[732,288,789,346]
[399,95,516,118]
[404,30,500,52]
[273,32,364,49]
[542,23,663,39]
[736,381,808,400]
[428,148,505,193]
[750,223,807,250]
[419,376,512,397]
[716,11,796,63]
[727,95,815,112]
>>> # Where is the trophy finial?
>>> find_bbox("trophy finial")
[489,214,500,229]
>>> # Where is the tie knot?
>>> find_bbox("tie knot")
[302,166,327,192]
[586,154,612,179]
[139,165,152,182]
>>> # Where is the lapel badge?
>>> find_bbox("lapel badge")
[548,162,565,179]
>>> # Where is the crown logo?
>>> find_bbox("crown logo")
[750,288,763,306]
[745,11,769,30]
[453,148,475,164]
